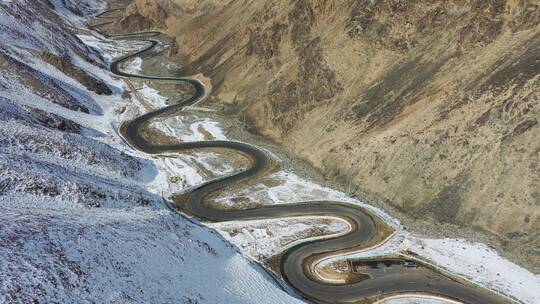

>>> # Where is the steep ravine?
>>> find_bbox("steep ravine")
[116,0,540,271]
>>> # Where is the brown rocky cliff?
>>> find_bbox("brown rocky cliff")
[119,0,540,271]
[118,0,169,31]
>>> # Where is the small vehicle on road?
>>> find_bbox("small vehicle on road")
[403,261,419,268]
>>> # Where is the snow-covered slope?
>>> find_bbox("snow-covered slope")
[0,1,303,303]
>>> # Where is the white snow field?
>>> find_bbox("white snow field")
[0,1,302,303]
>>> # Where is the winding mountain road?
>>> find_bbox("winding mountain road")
[93,7,512,304]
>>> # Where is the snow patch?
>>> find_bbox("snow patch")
[121,56,143,74]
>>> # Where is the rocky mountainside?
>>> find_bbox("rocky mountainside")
[0,1,303,303]
[118,0,540,270]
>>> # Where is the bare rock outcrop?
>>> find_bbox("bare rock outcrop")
[118,0,168,31]
[40,52,112,95]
